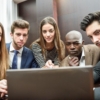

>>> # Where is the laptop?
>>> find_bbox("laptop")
[6,66,94,100]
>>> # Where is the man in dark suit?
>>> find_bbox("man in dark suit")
[80,11,100,83]
[0,19,39,98]
[6,43,39,69]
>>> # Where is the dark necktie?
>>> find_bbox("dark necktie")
[12,50,18,69]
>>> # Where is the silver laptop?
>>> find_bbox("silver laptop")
[6,66,94,100]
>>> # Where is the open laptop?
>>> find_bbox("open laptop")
[6,66,94,100]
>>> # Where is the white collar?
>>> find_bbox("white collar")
[10,43,23,54]
[81,47,85,58]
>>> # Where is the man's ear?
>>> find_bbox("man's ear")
[10,33,13,38]
[10,33,13,36]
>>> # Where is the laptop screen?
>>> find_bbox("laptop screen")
[6,66,94,100]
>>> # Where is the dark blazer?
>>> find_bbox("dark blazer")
[6,43,39,69]
[93,61,100,83]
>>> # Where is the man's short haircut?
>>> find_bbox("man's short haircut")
[11,19,30,33]
[66,30,83,43]
[80,11,100,31]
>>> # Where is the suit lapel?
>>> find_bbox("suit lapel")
[83,45,92,65]
[21,47,28,68]
[6,43,11,52]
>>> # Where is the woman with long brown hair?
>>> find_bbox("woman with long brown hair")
[0,22,9,97]
[30,16,65,68]
[0,23,9,79]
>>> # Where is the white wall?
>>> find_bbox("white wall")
[0,0,18,43]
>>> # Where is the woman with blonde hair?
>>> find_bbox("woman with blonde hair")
[30,16,65,68]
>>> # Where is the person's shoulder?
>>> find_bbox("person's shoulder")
[32,42,40,48]
[6,42,11,46]
[6,42,11,49]
[31,42,41,50]
[30,38,40,48]
[22,47,36,61]
[83,44,100,51]
[23,46,33,54]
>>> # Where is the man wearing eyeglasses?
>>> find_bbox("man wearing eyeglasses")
[60,30,100,67]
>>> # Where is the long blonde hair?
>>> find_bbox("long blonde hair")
[0,23,9,79]
[39,16,65,61]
